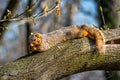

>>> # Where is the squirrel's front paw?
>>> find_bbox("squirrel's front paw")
[29,33,42,52]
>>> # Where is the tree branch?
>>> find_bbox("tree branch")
[0,28,120,80]
[0,1,59,23]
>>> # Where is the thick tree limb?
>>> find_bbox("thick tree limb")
[0,28,120,80]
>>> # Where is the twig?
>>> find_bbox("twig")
[0,1,59,23]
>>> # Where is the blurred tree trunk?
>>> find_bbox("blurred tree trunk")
[110,0,120,28]
[64,2,72,26]
[99,0,120,28]
[26,0,34,53]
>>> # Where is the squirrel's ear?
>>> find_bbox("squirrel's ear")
[30,32,33,35]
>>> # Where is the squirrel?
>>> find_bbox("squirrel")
[29,25,105,54]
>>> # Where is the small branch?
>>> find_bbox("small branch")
[13,0,39,18]
[34,1,60,20]
[0,1,59,23]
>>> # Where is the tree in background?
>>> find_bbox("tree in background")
[99,0,120,29]
[98,0,120,80]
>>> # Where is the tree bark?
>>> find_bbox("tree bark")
[0,27,120,80]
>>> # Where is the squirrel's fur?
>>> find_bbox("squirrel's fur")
[29,25,105,54]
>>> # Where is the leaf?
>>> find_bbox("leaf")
[99,6,103,12]
[7,9,11,13]
[43,5,48,16]
[116,8,120,12]
[26,6,29,10]
[27,9,33,14]
[5,27,8,30]
[56,6,61,16]
[56,0,61,16]
[6,9,12,18]
[3,16,7,20]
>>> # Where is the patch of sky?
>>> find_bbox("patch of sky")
[3,23,19,42]
[73,0,99,27]
[80,0,98,17]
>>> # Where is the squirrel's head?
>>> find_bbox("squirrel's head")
[29,33,42,52]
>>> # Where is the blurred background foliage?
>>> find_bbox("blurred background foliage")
[0,0,120,80]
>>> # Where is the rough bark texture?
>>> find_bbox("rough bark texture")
[0,28,120,80]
